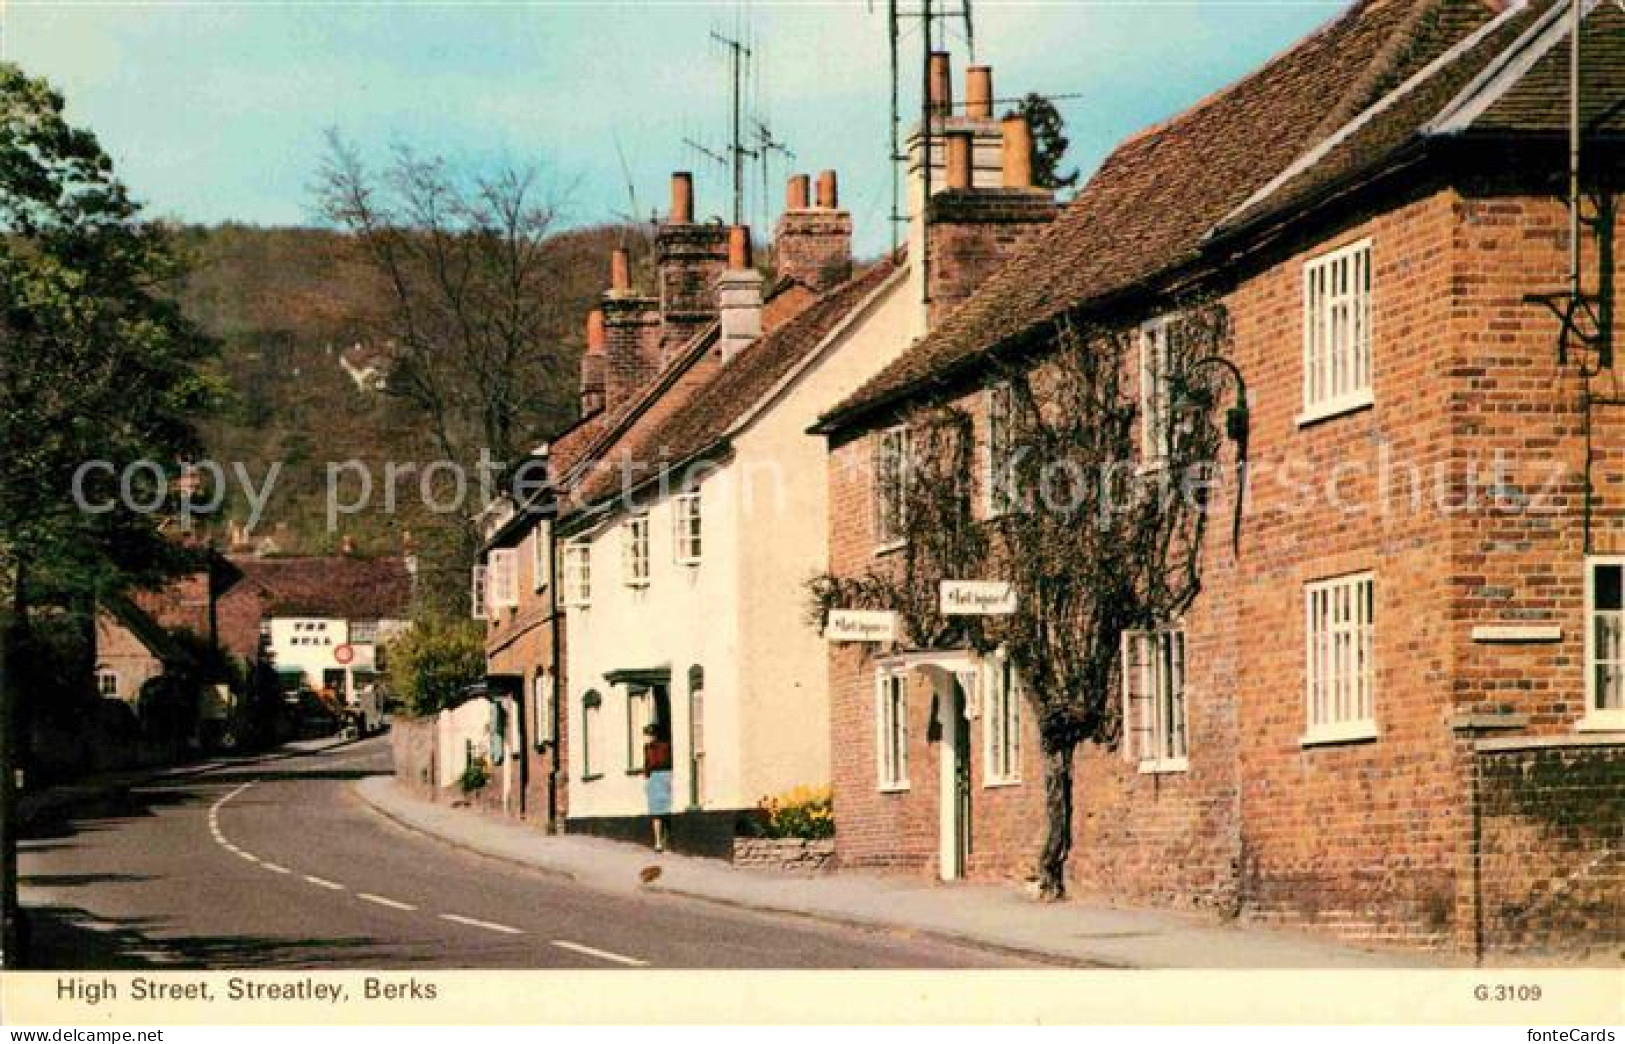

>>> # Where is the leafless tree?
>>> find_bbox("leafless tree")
[810,302,1237,900]
[315,132,572,470]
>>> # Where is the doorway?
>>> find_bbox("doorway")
[937,669,974,881]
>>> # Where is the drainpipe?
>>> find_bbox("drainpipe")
[547,516,563,832]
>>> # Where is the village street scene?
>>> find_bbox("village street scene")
[1,0,1622,981]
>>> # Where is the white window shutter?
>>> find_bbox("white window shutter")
[1121,631,1154,763]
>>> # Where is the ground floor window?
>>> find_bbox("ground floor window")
[533,671,555,747]
[1586,558,1625,729]
[875,669,909,791]
[1304,571,1375,743]
[581,690,602,780]
[982,653,1021,785]
[1122,627,1188,772]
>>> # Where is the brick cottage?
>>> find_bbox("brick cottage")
[812,0,1623,957]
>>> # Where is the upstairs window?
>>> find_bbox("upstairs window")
[1122,627,1188,772]
[487,548,519,611]
[1304,571,1376,743]
[623,514,650,587]
[531,522,551,593]
[1585,559,1625,730]
[96,670,119,698]
[1139,318,1172,467]
[1302,239,1373,420]
[562,542,592,608]
[874,426,908,550]
[349,620,379,645]
[673,493,702,565]
[985,382,1018,517]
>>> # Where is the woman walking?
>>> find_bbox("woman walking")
[643,723,673,851]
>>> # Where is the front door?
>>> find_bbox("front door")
[938,670,974,880]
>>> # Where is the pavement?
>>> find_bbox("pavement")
[17,735,1046,969]
[355,773,1442,969]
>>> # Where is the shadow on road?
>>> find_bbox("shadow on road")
[21,904,426,971]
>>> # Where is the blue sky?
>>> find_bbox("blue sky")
[7,1,1344,256]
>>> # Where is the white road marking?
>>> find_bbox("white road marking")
[358,893,417,912]
[238,852,260,863]
[549,938,649,966]
[304,874,344,891]
[261,862,291,874]
[440,913,524,936]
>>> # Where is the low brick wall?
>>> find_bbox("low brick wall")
[1477,742,1624,959]
[731,837,836,873]
[390,716,439,802]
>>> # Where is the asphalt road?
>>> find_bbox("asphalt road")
[18,735,1035,969]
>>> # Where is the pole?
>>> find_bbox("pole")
[920,0,933,315]
[889,0,900,252]
[1568,0,1581,309]
[0,568,23,967]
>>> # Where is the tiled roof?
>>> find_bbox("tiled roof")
[1469,1,1625,134]
[567,258,900,512]
[819,0,1602,433]
[231,555,414,620]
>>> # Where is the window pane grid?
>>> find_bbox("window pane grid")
[1304,241,1372,411]
[1305,574,1375,733]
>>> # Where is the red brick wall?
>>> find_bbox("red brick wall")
[823,183,1625,954]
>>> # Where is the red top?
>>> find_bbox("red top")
[643,740,672,773]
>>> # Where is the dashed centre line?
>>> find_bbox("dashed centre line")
[440,913,524,936]
[204,749,651,967]
[549,939,649,966]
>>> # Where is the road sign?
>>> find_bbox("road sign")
[940,580,1017,616]
[333,643,355,665]
[826,609,897,643]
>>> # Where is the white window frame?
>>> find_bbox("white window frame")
[96,670,120,698]
[561,541,591,608]
[533,670,555,748]
[531,522,551,593]
[875,668,910,791]
[984,382,1017,518]
[622,514,650,588]
[581,691,602,780]
[487,548,519,611]
[673,493,702,565]
[874,425,908,552]
[1139,317,1172,469]
[1299,238,1374,424]
[981,651,1022,786]
[626,686,654,772]
[1303,571,1377,745]
[1121,627,1189,773]
[1583,557,1625,731]
[469,564,488,620]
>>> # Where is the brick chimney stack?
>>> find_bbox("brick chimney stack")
[718,225,763,363]
[601,248,661,416]
[773,169,853,294]
[909,65,1057,330]
[579,308,607,416]
[656,171,729,364]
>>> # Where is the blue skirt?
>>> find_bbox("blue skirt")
[645,770,673,815]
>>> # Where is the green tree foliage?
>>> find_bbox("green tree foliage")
[383,616,485,718]
[1011,93,1079,192]
[0,62,219,654]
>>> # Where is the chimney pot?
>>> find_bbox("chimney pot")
[727,225,753,270]
[586,309,606,351]
[610,248,631,293]
[927,51,952,121]
[815,170,839,210]
[966,66,993,121]
[945,132,973,191]
[1001,114,1034,190]
[786,174,810,211]
[670,171,694,224]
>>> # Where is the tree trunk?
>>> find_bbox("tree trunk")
[1036,736,1076,901]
